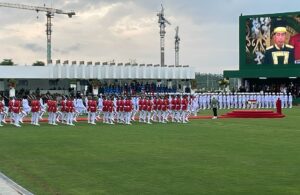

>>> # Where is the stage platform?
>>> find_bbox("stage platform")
[221,110,285,118]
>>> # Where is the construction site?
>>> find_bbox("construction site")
[0,2,195,97]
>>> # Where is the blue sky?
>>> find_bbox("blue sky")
[1,0,300,73]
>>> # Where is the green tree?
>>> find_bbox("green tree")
[32,61,45,66]
[0,59,14,65]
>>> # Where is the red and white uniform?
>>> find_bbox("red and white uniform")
[145,99,153,124]
[88,99,97,124]
[161,98,169,123]
[181,98,188,111]
[31,99,41,125]
[0,101,4,126]
[107,100,114,124]
[0,101,4,113]
[124,99,133,124]
[48,100,58,125]
[66,99,75,125]
[138,98,145,122]
[102,99,109,124]
[11,99,21,127]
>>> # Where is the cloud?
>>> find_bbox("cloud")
[23,43,45,52]
[1,0,300,73]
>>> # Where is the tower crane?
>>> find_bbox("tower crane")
[175,26,180,66]
[157,4,171,66]
[0,2,75,64]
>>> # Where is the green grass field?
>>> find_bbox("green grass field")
[1,108,300,195]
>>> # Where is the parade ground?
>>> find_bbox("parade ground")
[0,108,300,194]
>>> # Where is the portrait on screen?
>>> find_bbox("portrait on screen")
[245,14,300,65]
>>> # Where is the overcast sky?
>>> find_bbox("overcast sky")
[1,0,300,73]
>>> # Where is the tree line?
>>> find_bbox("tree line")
[0,59,45,66]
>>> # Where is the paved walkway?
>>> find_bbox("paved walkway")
[0,172,33,195]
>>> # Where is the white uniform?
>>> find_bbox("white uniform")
[288,93,293,108]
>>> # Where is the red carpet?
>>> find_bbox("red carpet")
[221,110,285,118]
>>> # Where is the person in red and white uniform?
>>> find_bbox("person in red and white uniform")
[175,95,182,122]
[162,95,169,123]
[181,95,188,123]
[88,96,97,125]
[12,98,22,127]
[124,96,133,125]
[157,96,164,123]
[138,96,145,123]
[1,96,8,124]
[47,99,53,125]
[57,96,67,123]
[146,96,153,124]
[87,96,92,124]
[117,96,124,124]
[142,96,148,123]
[102,96,108,124]
[0,96,5,127]
[108,97,114,124]
[151,95,158,122]
[31,98,41,126]
[8,97,15,124]
[48,98,58,125]
[170,95,176,122]
[66,97,75,126]
[131,95,138,121]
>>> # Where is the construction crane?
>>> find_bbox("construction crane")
[0,2,75,64]
[157,4,171,66]
[175,26,180,66]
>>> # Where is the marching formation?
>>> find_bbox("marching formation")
[0,92,293,127]
[197,92,293,110]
